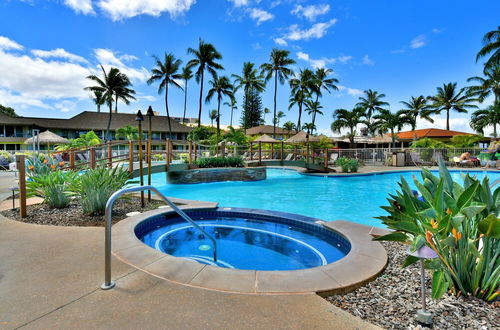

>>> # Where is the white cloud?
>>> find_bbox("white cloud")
[338,85,363,97]
[227,0,250,7]
[94,48,148,82]
[274,37,288,46]
[283,19,337,42]
[97,0,196,21]
[416,115,473,133]
[32,48,88,64]
[337,55,352,63]
[410,34,426,49]
[0,36,23,51]
[64,0,95,15]
[362,54,374,65]
[248,8,273,25]
[291,4,330,22]
[296,51,351,69]
[251,42,262,50]
[432,28,443,34]
[55,100,77,113]
[0,88,50,109]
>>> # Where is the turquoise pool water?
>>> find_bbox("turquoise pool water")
[145,168,500,228]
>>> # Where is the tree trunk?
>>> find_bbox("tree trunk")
[230,107,234,127]
[97,104,101,113]
[106,102,113,141]
[391,129,396,148]
[273,71,278,139]
[349,128,354,148]
[312,93,319,134]
[115,94,118,113]
[297,101,303,131]
[446,108,450,130]
[216,94,221,139]
[494,123,497,138]
[197,71,204,127]
[182,79,188,124]
[165,86,172,138]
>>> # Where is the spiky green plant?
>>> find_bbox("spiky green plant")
[27,170,78,208]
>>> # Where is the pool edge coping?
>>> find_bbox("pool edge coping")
[111,206,388,295]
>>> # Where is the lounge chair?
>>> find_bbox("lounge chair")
[453,156,474,167]
[409,152,433,167]
[284,153,294,161]
[432,152,452,166]
[53,153,65,163]
[328,153,339,165]
[76,153,87,162]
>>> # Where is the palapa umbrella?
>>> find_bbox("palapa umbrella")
[285,131,329,143]
[24,130,69,150]
[253,134,279,143]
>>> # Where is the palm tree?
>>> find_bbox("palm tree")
[209,109,218,127]
[428,82,477,130]
[115,125,139,141]
[289,68,315,130]
[233,62,265,102]
[187,39,224,127]
[205,75,234,138]
[467,65,500,105]
[470,103,500,137]
[91,90,105,113]
[305,99,323,134]
[180,65,193,124]
[311,68,338,127]
[263,107,271,123]
[399,95,433,132]
[372,109,409,148]
[273,111,285,126]
[283,121,296,136]
[356,89,389,135]
[260,49,296,138]
[476,26,500,68]
[302,122,316,135]
[223,98,237,127]
[147,53,183,137]
[85,65,135,141]
[331,107,365,148]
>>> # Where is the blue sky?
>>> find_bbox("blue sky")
[0,0,499,135]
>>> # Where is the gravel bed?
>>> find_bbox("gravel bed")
[326,242,498,329]
[1,197,163,226]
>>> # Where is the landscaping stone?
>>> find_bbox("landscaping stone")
[167,167,266,184]
[326,242,499,329]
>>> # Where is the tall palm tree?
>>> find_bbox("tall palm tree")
[85,65,135,141]
[470,103,500,137]
[187,39,224,127]
[92,90,106,113]
[467,65,500,105]
[476,26,500,68]
[428,82,477,130]
[223,98,237,127]
[399,95,433,132]
[273,111,285,126]
[302,122,316,135]
[305,99,323,133]
[311,67,338,127]
[263,107,271,123]
[179,65,193,124]
[289,68,315,130]
[283,121,296,136]
[209,109,218,127]
[260,49,296,138]
[147,53,183,137]
[372,109,409,148]
[331,107,365,148]
[233,62,265,101]
[356,89,389,135]
[205,75,234,138]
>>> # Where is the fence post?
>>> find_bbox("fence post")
[324,148,328,169]
[147,140,152,202]
[188,141,192,166]
[169,140,173,164]
[15,155,27,218]
[280,141,284,163]
[221,141,226,158]
[194,143,197,161]
[128,141,134,174]
[69,151,75,170]
[294,145,297,160]
[250,143,253,160]
[373,148,376,164]
[258,141,262,164]
[165,139,170,171]
[107,141,112,168]
[89,148,96,169]
[306,143,310,166]
[271,143,274,160]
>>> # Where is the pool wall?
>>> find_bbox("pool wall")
[112,205,388,295]
[167,167,266,184]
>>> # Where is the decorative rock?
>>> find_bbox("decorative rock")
[167,167,266,184]
[125,211,141,217]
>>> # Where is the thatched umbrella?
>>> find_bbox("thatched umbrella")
[24,130,69,150]
[253,134,279,143]
[285,131,329,143]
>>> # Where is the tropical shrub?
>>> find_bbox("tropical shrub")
[410,137,448,149]
[27,170,78,208]
[194,156,244,168]
[449,134,483,148]
[0,151,13,167]
[26,156,64,176]
[153,153,164,161]
[376,161,500,301]
[336,157,360,173]
[70,166,131,215]
[55,131,102,151]
[187,126,217,142]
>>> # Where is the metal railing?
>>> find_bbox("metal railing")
[101,185,218,290]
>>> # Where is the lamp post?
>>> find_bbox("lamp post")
[135,110,145,208]
[146,106,154,202]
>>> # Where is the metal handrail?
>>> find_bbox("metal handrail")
[101,185,218,290]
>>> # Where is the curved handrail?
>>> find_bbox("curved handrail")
[101,185,217,290]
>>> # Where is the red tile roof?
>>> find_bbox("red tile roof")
[394,128,472,140]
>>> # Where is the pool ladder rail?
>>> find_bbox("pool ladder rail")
[101,185,218,290]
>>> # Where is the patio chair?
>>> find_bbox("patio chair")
[409,152,433,167]
[76,153,87,162]
[284,153,294,161]
[432,151,452,166]
[328,153,339,165]
[53,153,65,163]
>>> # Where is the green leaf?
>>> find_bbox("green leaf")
[431,270,448,299]
[478,214,500,238]
[411,235,426,252]
[457,181,480,209]
[373,232,408,242]
[402,255,419,268]
[460,204,486,219]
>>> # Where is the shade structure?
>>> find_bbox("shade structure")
[253,134,280,143]
[285,131,329,143]
[24,130,69,145]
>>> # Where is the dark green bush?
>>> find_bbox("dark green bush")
[194,156,244,168]
[336,157,360,173]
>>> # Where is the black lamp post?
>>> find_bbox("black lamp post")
[135,110,145,208]
[146,106,154,202]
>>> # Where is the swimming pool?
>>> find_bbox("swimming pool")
[144,168,500,227]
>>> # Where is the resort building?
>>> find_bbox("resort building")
[245,125,297,140]
[0,111,192,151]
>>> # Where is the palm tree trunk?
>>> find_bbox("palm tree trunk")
[312,94,319,133]
[446,108,450,130]
[349,127,354,148]
[165,86,172,138]
[273,71,278,139]
[182,79,188,124]
[115,94,118,113]
[391,129,396,148]
[216,95,221,139]
[494,123,497,137]
[106,102,112,141]
[230,107,234,127]
[197,71,204,127]
[297,102,303,131]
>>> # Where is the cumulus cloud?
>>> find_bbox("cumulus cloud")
[410,34,426,49]
[94,48,149,82]
[291,4,330,22]
[32,48,89,63]
[63,0,95,15]
[416,115,473,133]
[338,85,363,97]
[362,54,374,65]
[97,0,196,21]
[55,100,77,113]
[273,37,288,46]
[227,0,250,7]
[281,19,337,42]
[248,8,274,25]
[296,51,351,69]
[0,36,23,50]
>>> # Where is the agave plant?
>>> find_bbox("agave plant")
[27,170,78,208]
[377,160,500,301]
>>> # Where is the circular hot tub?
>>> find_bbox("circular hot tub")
[134,208,350,271]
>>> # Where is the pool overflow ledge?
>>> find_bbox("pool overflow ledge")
[109,205,388,295]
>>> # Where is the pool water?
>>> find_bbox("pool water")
[138,215,348,271]
[145,169,500,228]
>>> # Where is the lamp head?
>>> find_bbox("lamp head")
[146,106,154,117]
[135,110,144,122]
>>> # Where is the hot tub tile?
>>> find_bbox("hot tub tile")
[189,266,256,293]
